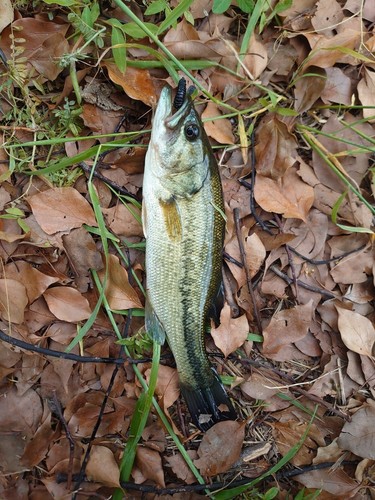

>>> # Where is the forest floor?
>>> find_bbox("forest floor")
[0,0,374,498]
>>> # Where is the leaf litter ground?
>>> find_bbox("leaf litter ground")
[0,0,374,498]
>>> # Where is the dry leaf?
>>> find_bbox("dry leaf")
[98,254,142,310]
[0,278,28,324]
[194,420,245,476]
[27,187,97,235]
[242,34,268,79]
[254,168,314,221]
[104,63,157,106]
[358,69,375,122]
[145,364,179,409]
[86,445,120,488]
[302,29,360,69]
[294,67,326,113]
[321,67,353,105]
[311,0,345,37]
[255,115,297,179]
[0,18,69,81]
[338,404,375,459]
[43,287,91,322]
[103,202,144,237]
[336,305,375,357]
[0,0,13,34]
[273,420,319,466]
[296,467,360,496]
[134,446,165,487]
[5,261,59,303]
[262,301,314,361]
[165,450,198,485]
[202,101,235,144]
[211,303,249,357]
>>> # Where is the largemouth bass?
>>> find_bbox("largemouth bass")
[142,79,236,431]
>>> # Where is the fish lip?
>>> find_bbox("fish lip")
[155,86,192,130]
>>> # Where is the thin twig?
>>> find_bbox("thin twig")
[288,244,367,265]
[72,313,132,497]
[79,161,139,200]
[269,265,336,299]
[48,394,75,490]
[233,207,263,333]
[0,329,150,364]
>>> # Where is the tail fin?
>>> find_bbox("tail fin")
[180,370,237,431]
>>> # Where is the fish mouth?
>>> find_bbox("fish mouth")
[154,86,192,132]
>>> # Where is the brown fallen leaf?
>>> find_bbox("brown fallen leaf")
[194,420,245,476]
[27,187,97,235]
[254,168,314,222]
[62,227,103,291]
[255,114,297,179]
[134,446,165,487]
[242,33,268,79]
[0,278,28,324]
[43,287,91,322]
[145,364,180,409]
[296,467,360,496]
[86,445,120,488]
[0,386,43,438]
[211,303,249,357]
[98,254,142,310]
[0,18,69,81]
[103,202,144,237]
[262,301,313,361]
[0,0,13,34]
[20,413,55,468]
[311,0,345,37]
[104,62,157,106]
[302,29,360,69]
[358,68,375,122]
[336,305,375,357]
[321,67,353,105]
[165,450,198,485]
[294,67,326,113]
[202,101,235,144]
[273,420,319,467]
[5,261,59,303]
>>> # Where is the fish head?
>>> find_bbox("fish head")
[148,86,210,198]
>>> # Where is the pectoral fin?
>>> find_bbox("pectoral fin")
[159,198,182,242]
[145,297,166,345]
[208,281,224,327]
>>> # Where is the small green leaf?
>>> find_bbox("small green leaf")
[111,25,127,73]
[82,5,93,28]
[145,0,167,15]
[5,207,24,217]
[247,333,264,342]
[41,0,76,5]
[274,107,299,117]
[17,218,30,233]
[122,21,159,39]
[237,0,255,13]
[212,0,231,14]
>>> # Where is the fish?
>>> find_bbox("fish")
[142,79,237,431]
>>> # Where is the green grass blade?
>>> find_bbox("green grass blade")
[113,341,161,499]
[156,0,195,35]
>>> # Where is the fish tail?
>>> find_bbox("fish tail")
[180,370,237,431]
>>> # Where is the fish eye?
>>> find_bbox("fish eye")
[184,123,200,141]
